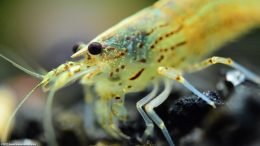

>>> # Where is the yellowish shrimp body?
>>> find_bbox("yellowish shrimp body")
[1,0,260,146]
[75,0,260,95]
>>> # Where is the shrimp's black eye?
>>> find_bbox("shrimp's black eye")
[72,43,80,53]
[88,42,103,55]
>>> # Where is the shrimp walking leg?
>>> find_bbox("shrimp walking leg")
[95,98,119,138]
[158,67,216,107]
[110,97,131,139]
[145,80,174,146]
[136,84,159,140]
[183,56,260,84]
[95,99,130,139]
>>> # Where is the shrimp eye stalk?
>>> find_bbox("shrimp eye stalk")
[88,42,103,55]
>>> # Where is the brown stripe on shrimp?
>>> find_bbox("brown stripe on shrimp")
[150,24,184,50]
[170,40,187,51]
[165,24,183,38]
[146,23,169,36]
[128,68,145,80]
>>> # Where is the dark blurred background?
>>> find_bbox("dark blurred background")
[0,0,157,77]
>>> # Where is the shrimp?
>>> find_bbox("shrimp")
[1,0,260,145]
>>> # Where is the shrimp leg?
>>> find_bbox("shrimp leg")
[144,79,174,146]
[183,56,260,84]
[110,96,130,139]
[153,67,218,145]
[95,98,118,138]
[158,67,216,107]
[95,98,130,139]
[136,83,159,140]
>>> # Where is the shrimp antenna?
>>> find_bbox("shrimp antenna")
[0,54,44,79]
[2,82,44,142]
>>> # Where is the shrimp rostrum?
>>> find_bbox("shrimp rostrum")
[1,0,260,145]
